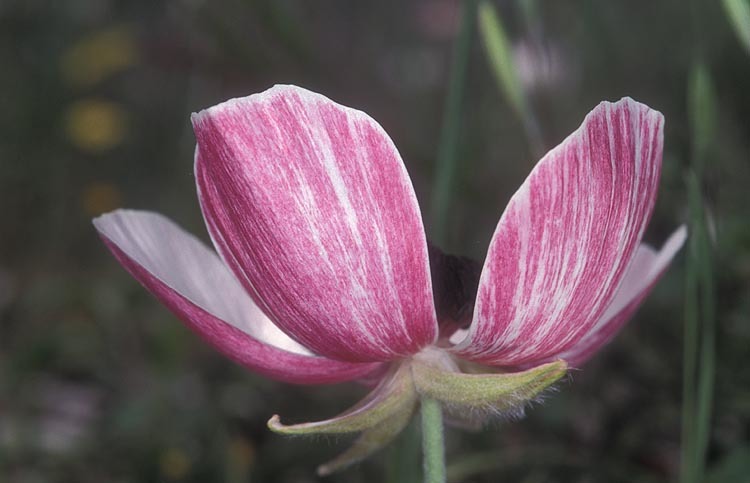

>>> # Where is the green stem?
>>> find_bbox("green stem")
[431,0,476,246]
[421,397,446,483]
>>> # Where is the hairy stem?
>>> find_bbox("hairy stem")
[421,397,446,483]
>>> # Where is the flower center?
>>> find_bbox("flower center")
[412,345,460,373]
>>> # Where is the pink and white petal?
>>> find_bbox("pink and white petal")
[192,85,437,362]
[456,98,665,366]
[93,210,378,384]
[557,225,687,366]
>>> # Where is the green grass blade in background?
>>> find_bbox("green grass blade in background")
[694,210,716,482]
[680,59,718,483]
[477,1,524,116]
[477,0,544,160]
[682,172,714,483]
[722,0,750,55]
[681,178,700,483]
[687,62,717,176]
[430,0,477,247]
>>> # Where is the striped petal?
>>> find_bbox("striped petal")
[93,210,378,384]
[193,85,437,362]
[456,98,665,366]
[558,226,687,366]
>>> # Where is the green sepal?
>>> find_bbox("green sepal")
[268,363,417,474]
[411,359,567,413]
[316,399,416,476]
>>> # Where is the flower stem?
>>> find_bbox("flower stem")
[421,397,446,483]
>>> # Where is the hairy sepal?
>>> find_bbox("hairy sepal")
[411,359,567,421]
[268,364,416,474]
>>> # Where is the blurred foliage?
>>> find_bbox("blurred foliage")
[477,0,543,159]
[1,0,749,482]
[722,0,750,56]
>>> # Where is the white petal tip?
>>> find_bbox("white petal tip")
[672,224,689,245]
[191,85,316,126]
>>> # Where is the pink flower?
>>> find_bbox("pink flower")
[94,85,685,474]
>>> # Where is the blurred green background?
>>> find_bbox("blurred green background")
[1,1,749,481]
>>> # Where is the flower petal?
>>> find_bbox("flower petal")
[193,85,437,362]
[93,209,378,384]
[268,363,417,475]
[558,225,687,366]
[457,98,665,366]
